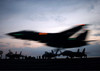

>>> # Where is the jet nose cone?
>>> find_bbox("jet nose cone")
[6,32,22,36]
[6,32,14,36]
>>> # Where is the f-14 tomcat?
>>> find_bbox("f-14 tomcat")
[7,24,89,48]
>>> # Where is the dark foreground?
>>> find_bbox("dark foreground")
[0,57,100,70]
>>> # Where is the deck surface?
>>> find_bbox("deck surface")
[0,57,100,70]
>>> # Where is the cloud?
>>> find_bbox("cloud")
[0,44,6,48]
[0,35,4,39]
[93,34,100,36]
[0,0,100,41]
[0,35,9,39]
[90,23,100,30]
[0,0,100,38]
[24,42,31,46]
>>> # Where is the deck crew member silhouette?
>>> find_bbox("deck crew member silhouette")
[0,50,3,59]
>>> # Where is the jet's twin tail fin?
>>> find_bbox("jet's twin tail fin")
[60,24,86,38]
[82,48,85,54]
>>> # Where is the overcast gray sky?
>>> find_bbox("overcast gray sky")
[0,0,100,57]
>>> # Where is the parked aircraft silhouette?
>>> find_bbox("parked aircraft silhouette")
[7,24,89,48]
[59,48,87,58]
[5,50,24,59]
[74,48,87,58]
[42,50,59,59]
[59,50,73,58]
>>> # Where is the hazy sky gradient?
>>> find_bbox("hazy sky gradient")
[0,0,100,57]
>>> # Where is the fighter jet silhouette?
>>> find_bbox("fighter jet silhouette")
[7,24,89,48]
